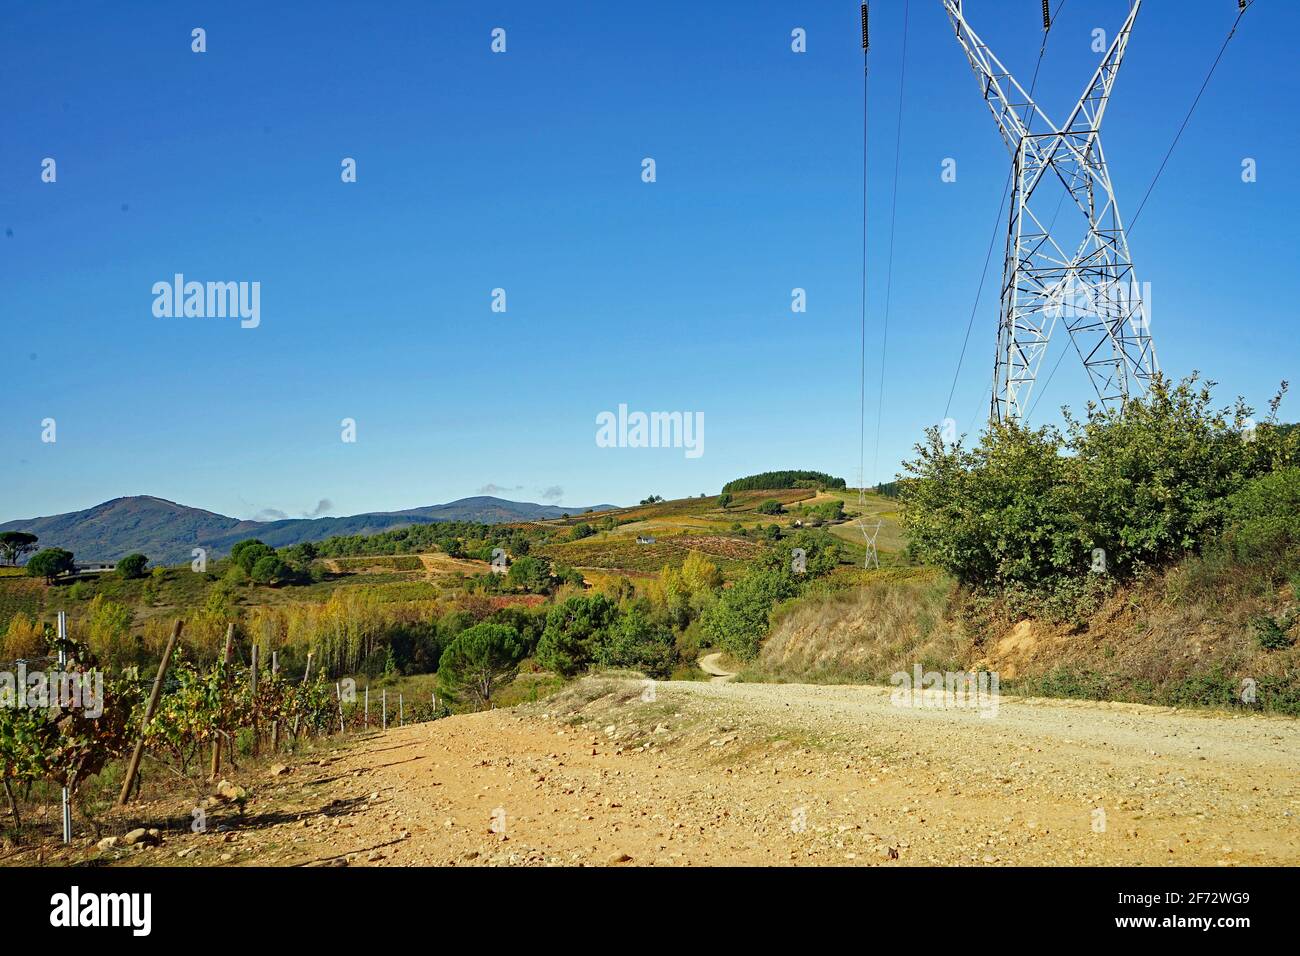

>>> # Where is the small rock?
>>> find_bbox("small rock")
[96,836,119,851]
[215,780,247,803]
[122,828,159,847]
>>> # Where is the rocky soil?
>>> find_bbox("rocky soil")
[9,677,1298,867]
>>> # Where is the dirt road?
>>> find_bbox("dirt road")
[68,677,1300,867]
[697,652,737,683]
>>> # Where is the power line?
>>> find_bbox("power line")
[1128,0,1251,235]
[858,3,870,497]
[943,175,1009,422]
[942,0,1064,425]
[1029,0,1254,420]
[870,0,909,487]
[1025,345,1070,421]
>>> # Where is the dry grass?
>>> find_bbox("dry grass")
[754,571,970,684]
[749,556,1300,713]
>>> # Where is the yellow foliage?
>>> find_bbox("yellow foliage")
[3,613,46,660]
[681,551,723,592]
[645,552,722,620]
[85,593,135,663]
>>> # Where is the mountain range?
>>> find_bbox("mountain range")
[0,495,618,566]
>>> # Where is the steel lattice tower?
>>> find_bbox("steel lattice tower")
[944,0,1158,423]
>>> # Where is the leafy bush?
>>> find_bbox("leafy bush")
[116,553,148,579]
[535,594,619,676]
[250,554,293,586]
[700,525,845,660]
[701,567,801,660]
[1224,468,1300,574]
[230,539,275,575]
[504,555,553,593]
[2,614,45,660]
[644,552,723,629]
[282,541,318,565]
[901,376,1298,592]
[755,499,784,515]
[803,500,845,522]
[85,594,137,666]
[697,525,845,659]
[595,604,676,677]
[1251,613,1296,650]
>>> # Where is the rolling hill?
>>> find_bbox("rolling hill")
[0,495,617,565]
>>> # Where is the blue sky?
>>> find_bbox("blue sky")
[2,0,1296,523]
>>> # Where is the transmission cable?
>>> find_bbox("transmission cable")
[869,0,909,487]
[858,3,870,498]
[1029,0,1253,419]
[942,0,1065,425]
[1128,0,1252,235]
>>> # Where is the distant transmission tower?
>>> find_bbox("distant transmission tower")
[858,518,883,569]
[944,0,1158,423]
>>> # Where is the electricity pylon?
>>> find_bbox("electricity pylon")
[858,518,883,569]
[943,0,1158,423]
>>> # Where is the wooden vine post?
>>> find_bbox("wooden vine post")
[271,651,280,752]
[209,623,235,780]
[292,652,313,740]
[118,619,183,806]
[250,643,260,757]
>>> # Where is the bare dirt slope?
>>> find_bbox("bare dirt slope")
[44,677,1300,868]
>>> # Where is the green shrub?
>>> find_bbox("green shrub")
[800,499,845,523]
[230,539,275,575]
[1225,468,1300,573]
[595,604,676,677]
[701,567,800,660]
[250,554,292,586]
[535,594,619,676]
[116,553,148,579]
[1251,613,1296,650]
[504,555,553,593]
[901,376,1298,591]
